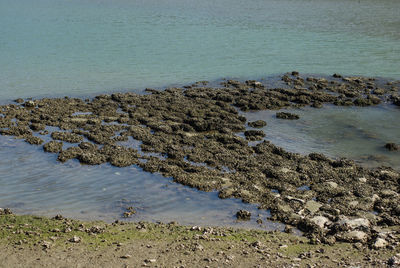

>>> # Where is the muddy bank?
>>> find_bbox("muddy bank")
[1,72,400,247]
[0,213,399,267]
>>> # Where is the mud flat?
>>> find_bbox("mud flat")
[1,72,400,249]
[0,213,399,267]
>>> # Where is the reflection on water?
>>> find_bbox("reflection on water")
[244,104,400,170]
[0,135,283,231]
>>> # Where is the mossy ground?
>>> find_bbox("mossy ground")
[0,214,398,267]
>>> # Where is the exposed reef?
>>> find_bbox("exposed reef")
[1,72,399,247]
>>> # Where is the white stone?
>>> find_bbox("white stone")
[339,217,370,230]
[310,216,331,229]
[358,177,367,183]
[326,181,338,188]
[373,238,388,249]
[343,231,368,242]
[305,200,322,214]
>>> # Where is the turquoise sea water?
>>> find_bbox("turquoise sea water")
[1,0,400,100]
[0,0,399,226]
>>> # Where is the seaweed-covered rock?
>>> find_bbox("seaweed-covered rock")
[248,120,267,128]
[78,152,107,165]
[276,112,299,120]
[29,123,46,131]
[25,135,44,145]
[244,130,265,141]
[51,132,83,143]
[43,141,63,153]
[236,210,251,220]
[0,74,399,246]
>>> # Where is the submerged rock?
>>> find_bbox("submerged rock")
[248,120,267,128]
[385,143,399,151]
[236,210,251,220]
[276,112,300,120]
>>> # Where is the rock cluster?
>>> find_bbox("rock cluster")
[1,73,399,246]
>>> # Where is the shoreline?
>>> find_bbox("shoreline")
[0,213,399,267]
[1,72,400,250]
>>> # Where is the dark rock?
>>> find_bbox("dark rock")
[236,210,251,220]
[393,97,400,106]
[276,112,299,120]
[78,152,107,165]
[353,98,372,106]
[244,130,265,141]
[29,123,45,131]
[248,120,267,128]
[43,141,63,153]
[385,143,399,151]
[0,74,399,247]
[388,254,400,266]
[51,132,83,143]
[23,100,35,108]
[25,135,44,145]
[57,147,83,162]
[311,101,323,108]
[53,214,64,220]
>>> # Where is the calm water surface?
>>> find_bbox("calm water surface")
[0,0,399,100]
[245,104,400,171]
[0,134,282,229]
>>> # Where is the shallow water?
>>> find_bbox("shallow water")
[1,0,400,229]
[0,135,283,230]
[1,103,398,228]
[244,104,400,171]
[1,0,400,100]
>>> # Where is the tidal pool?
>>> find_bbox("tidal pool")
[0,135,282,230]
[244,104,400,171]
